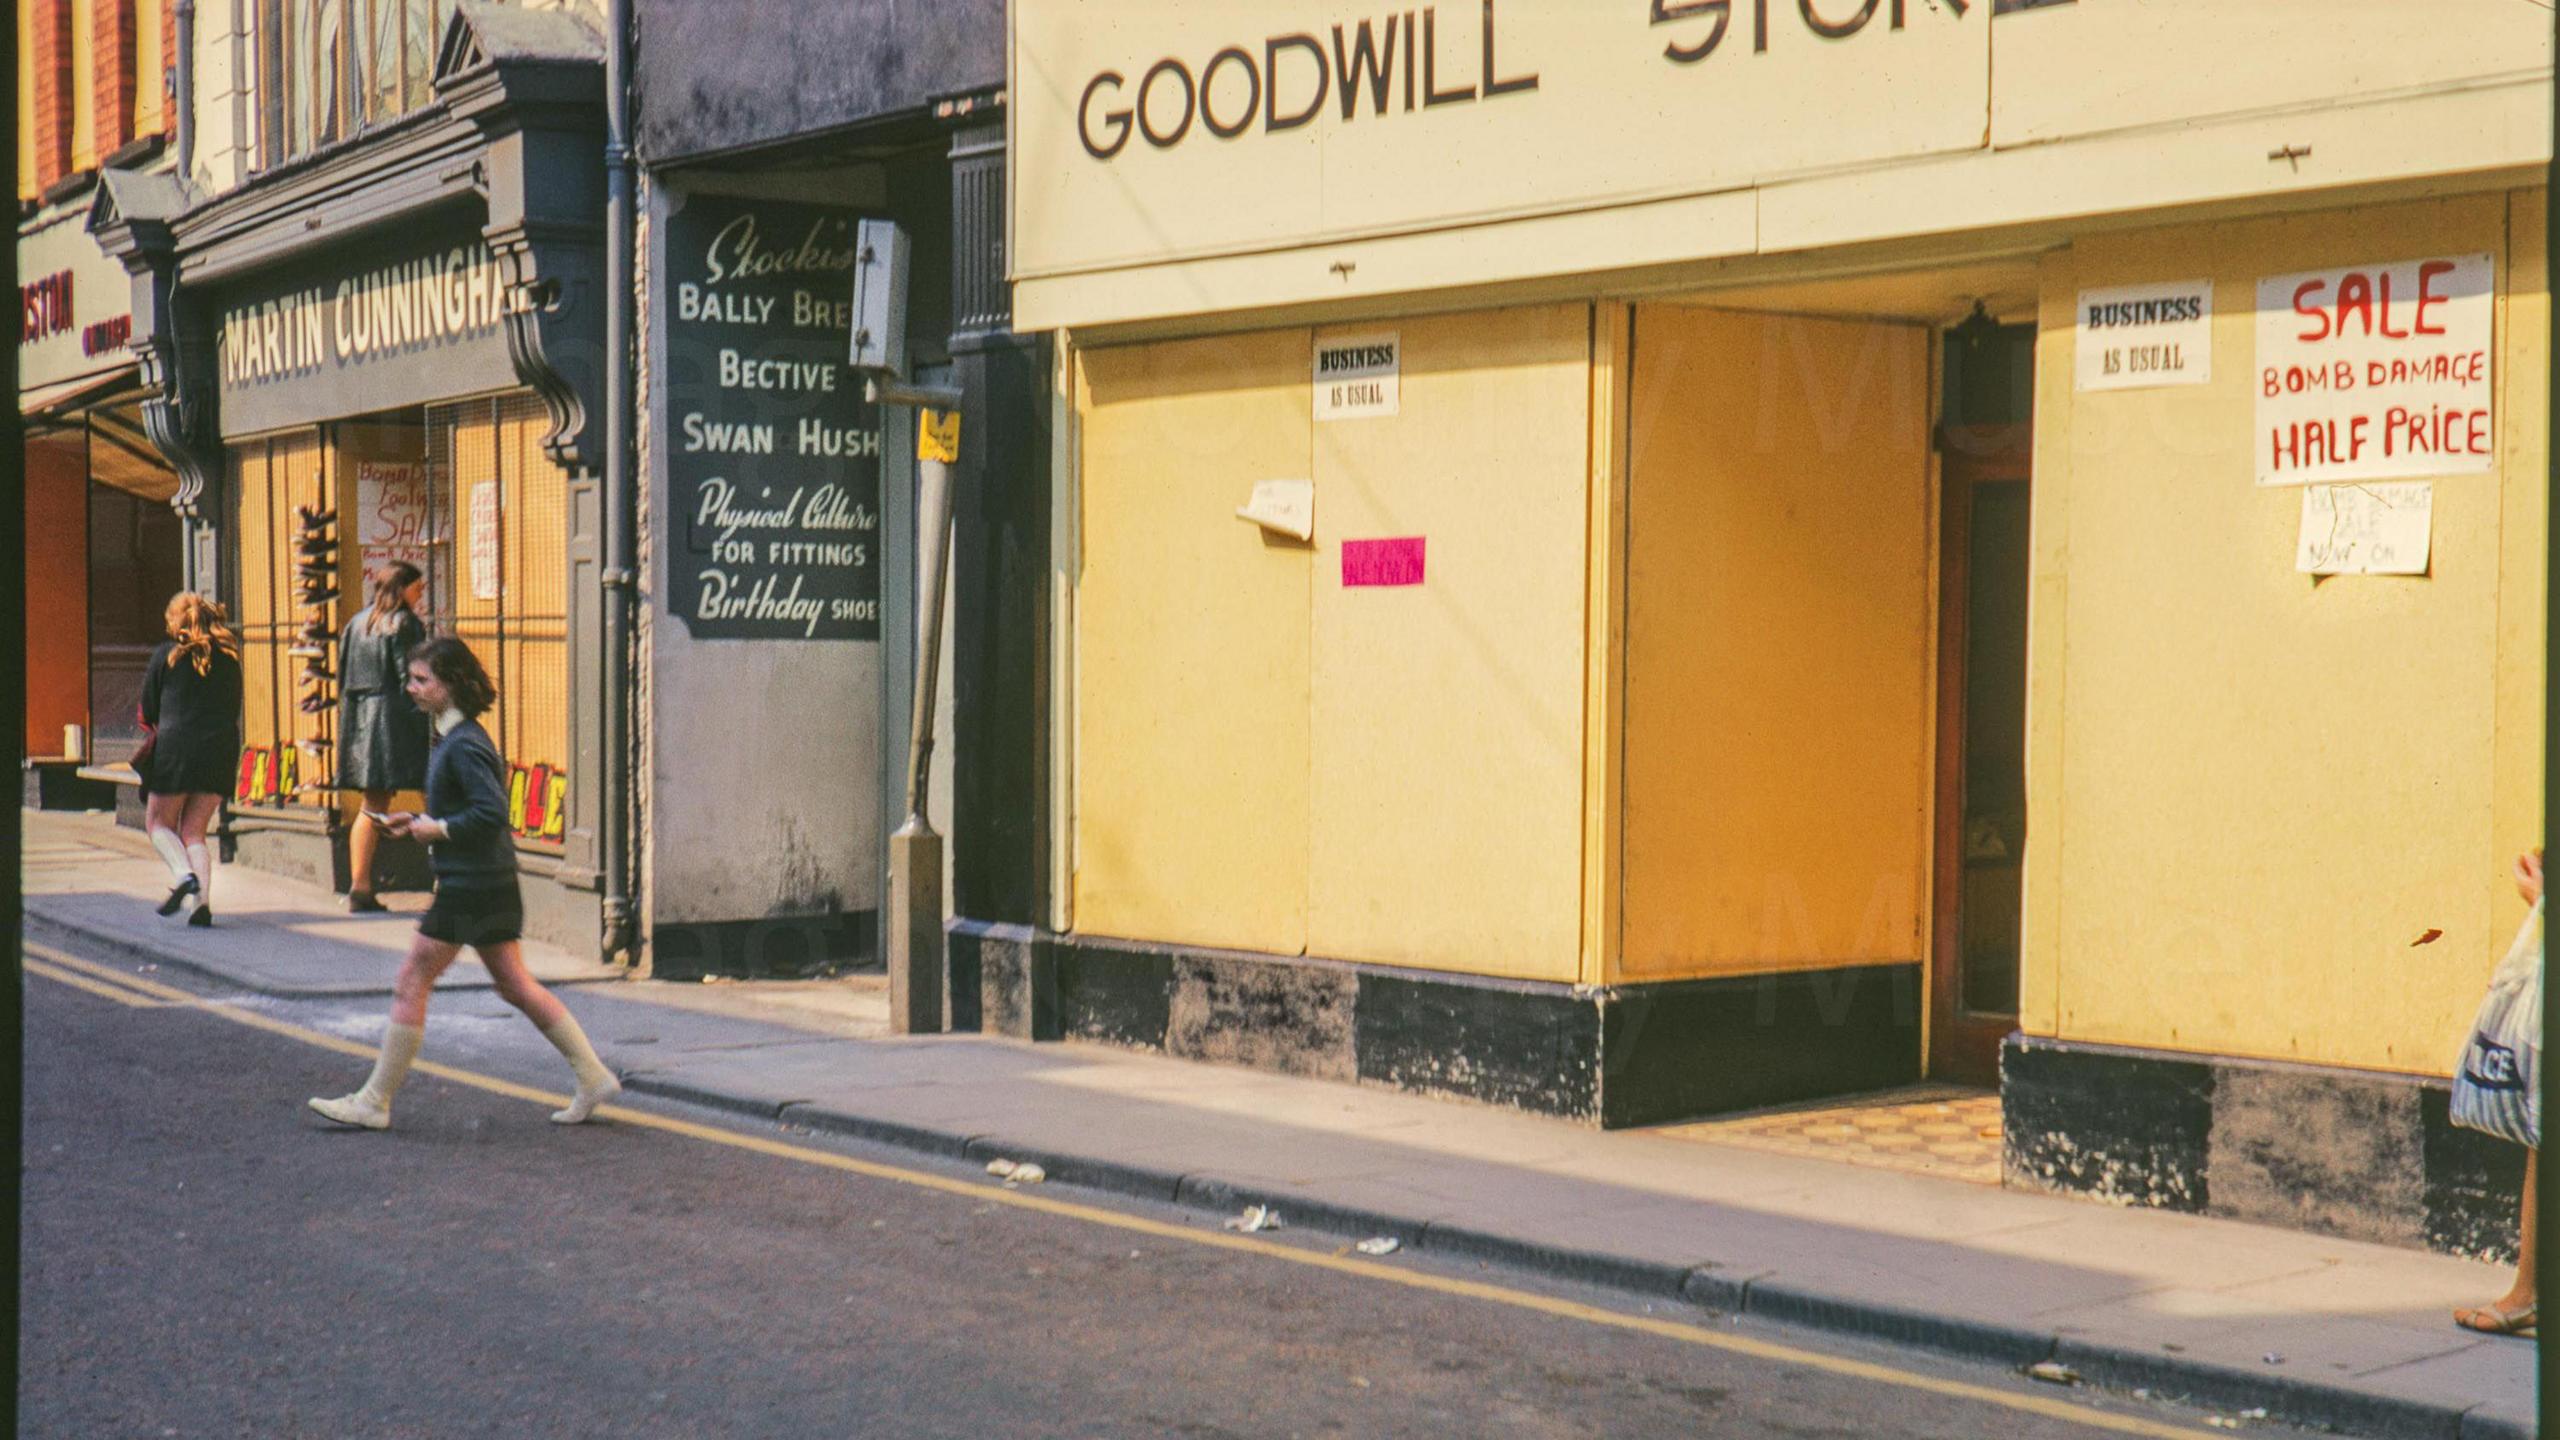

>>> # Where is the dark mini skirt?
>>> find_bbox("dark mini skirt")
[418,879,525,948]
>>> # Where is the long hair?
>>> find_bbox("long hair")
[411,635,498,719]
[163,592,239,676]
[368,561,423,625]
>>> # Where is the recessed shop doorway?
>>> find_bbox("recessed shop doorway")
[1929,317,2035,1086]
[1625,263,2037,1110]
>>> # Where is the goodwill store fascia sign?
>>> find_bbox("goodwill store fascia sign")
[1013,0,2043,280]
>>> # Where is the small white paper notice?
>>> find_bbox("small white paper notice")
[2076,280,2212,391]
[468,480,502,600]
[1237,478,1314,542]
[1314,332,1399,421]
[2296,481,2432,575]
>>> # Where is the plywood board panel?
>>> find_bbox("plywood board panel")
[1621,306,1935,981]
[1075,331,1313,956]
[1306,304,1589,980]
[2048,193,2510,1073]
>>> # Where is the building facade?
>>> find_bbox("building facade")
[19,0,193,806]
[629,0,1035,982]
[1000,0,2551,1257]
[92,0,615,946]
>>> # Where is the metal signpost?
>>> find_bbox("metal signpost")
[849,219,964,1035]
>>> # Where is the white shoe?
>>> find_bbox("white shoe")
[551,1074,621,1125]
[309,1091,391,1129]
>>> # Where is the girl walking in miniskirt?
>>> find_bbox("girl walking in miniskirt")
[309,636,619,1130]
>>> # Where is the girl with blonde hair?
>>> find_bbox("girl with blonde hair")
[139,592,244,927]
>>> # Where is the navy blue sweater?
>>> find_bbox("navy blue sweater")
[424,717,517,885]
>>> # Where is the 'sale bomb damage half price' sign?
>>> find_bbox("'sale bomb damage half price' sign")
[665,194,883,639]
[2256,254,2495,486]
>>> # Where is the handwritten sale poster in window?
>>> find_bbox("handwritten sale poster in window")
[2256,254,2494,486]
[353,461,433,578]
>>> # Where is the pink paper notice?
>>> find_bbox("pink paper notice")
[1341,537,1425,587]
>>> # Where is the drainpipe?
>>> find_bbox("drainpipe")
[601,0,636,960]
[172,0,195,184]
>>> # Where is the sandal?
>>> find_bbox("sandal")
[2454,1300,2537,1337]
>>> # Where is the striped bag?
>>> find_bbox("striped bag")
[2451,900,2542,1149]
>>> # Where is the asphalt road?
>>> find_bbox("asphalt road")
[22,944,2309,1440]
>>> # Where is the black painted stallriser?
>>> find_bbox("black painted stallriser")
[2003,1034,2527,1263]
[652,912,878,982]
[979,927,1921,1129]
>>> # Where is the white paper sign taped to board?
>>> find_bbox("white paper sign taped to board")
[2076,280,2211,391]
[2256,255,2494,486]
[2296,481,2432,576]
[1313,333,1399,421]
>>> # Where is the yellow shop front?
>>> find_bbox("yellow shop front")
[1005,0,2550,1253]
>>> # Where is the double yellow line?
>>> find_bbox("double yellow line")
[20,935,2240,1440]
[25,944,188,1008]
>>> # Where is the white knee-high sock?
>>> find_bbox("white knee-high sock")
[148,827,192,886]
[182,842,213,906]
[540,1015,619,1123]
[360,1022,424,1107]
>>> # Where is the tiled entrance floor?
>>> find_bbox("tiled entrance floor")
[1651,1084,2004,1186]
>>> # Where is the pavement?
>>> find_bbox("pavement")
[19,806,2541,1440]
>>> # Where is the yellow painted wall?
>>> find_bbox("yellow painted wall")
[1073,332,1312,956]
[2024,191,2546,1074]
[1306,306,1590,980]
[1073,307,1592,979]
[1617,307,1936,981]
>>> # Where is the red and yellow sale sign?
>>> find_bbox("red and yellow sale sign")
[2256,254,2495,486]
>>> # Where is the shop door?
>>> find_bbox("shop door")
[1930,417,2031,1085]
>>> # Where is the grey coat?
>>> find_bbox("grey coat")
[336,609,429,792]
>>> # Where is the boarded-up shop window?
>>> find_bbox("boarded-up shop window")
[226,428,336,807]
[425,393,569,848]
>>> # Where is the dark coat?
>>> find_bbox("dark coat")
[140,641,243,796]
[336,608,429,792]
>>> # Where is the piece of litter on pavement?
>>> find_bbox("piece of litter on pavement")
[2260,1352,2283,1365]
[2238,1409,2268,1420]
[2024,1361,2079,1386]
[1007,1163,1047,1185]
[1224,1205,1285,1233]
[1354,1237,1401,1256]
[985,1158,1019,1179]
[2206,1419,2238,1431]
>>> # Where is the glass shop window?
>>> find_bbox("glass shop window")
[255,0,481,170]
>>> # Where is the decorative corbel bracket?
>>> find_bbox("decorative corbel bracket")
[88,169,222,523]
[435,0,609,473]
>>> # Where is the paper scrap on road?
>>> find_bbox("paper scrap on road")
[1355,1237,1401,1256]
[2024,1361,2079,1386]
[1224,1205,1285,1233]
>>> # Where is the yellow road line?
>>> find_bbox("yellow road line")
[27,944,207,1003]
[25,958,166,1008]
[25,938,2230,1439]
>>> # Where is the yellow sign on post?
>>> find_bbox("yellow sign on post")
[918,408,961,463]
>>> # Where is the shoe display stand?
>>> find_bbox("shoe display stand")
[288,505,340,794]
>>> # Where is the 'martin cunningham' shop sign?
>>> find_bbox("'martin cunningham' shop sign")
[214,230,516,437]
